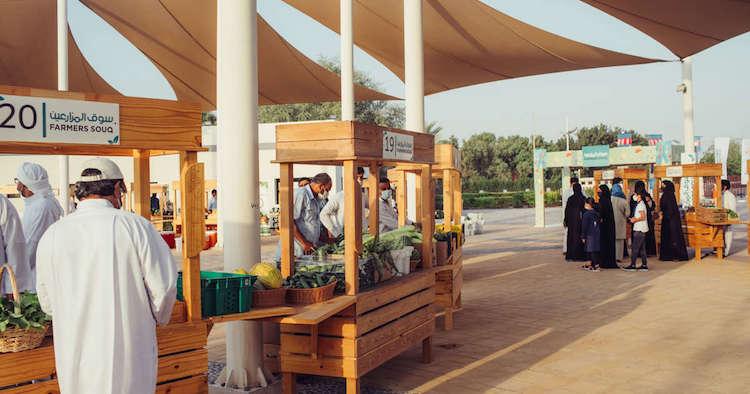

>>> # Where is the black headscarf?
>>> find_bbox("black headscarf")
[659,180,688,260]
[564,183,587,261]
[597,184,618,268]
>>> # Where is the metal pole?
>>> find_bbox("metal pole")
[682,57,696,161]
[57,0,70,214]
[217,0,265,389]
[340,0,354,121]
[404,0,424,223]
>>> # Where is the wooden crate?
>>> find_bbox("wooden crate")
[280,272,435,386]
[696,207,728,223]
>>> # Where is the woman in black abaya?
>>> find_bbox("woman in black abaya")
[658,180,688,261]
[564,183,587,261]
[597,184,618,268]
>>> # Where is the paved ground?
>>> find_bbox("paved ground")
[201,204,750,393]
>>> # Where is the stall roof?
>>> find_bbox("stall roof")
[0,0,117,94]
[281,0,660,95]
[79,0,397,111]
[581,0,750,58]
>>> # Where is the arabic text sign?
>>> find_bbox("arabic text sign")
[382,130,414,160]
[0,94,120,145]
[666,166,683,178]
[602,170,615,180]
[582,145,609,167]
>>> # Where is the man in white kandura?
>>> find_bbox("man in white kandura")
[15,162,63,289]
[0,193,31,292]
[721,179,737,256]
[378,177,400,233]
[320,167,368,239]
[36,158,177,394]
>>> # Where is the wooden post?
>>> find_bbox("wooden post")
[442,169,453,227]
[693,176,700,208]
[343,161,361,295]
[368,161,380,238]
[420,165,433,268]
[279,163,294,278]
[453,172,462,225]
[714,176,722,208]
[282,373,296,394]
[675,179,681,203]
[415,171,423,221]
[179,151,203,321]
[133,149,151,219]
[396,170,407,227]
[346,378,360,394]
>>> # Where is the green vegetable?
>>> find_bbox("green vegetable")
[0,292,51,332]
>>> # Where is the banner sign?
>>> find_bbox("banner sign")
[656,140,672,165]
[742,139,750,185]
[714,137,730,180]
[582,145,609,167]
[382,130,414,160]
[645,134,662,146]
[544,150,582,168]
[616,133,632,147]
[0,94,120,145]
[694,135,702,160]
[609,146,656,165]
[602,170,615,180]
[666,166,683,178]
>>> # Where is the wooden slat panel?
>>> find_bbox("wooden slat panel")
[276,122,354,142]
[0,379,59,394]
[155,375,208,394]
[357,306,432,356]
[281,334,355,358]
[279,296,356,325]
[356,318,434,377]
[355,271,434,315]
[157,321,207,356]
[157,348,208,384]
[281,317,357,338]
[356,288,434,336]
[280,354,357,378]
[0,340,55,387]
[169,301,187,324]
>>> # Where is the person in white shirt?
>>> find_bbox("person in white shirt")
[15,162,63,290]
[561,177,579,254]
[36,158,177,394]
[0,193,31,292]
[378,177,400,233]
[721,180,737,256]
[319,176,368,238]
[623,190,649,271]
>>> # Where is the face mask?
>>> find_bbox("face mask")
[380,189,392,200]
[318,190,329,201]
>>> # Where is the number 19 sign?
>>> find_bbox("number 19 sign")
[0,94,120,145]
[382,130,414,161]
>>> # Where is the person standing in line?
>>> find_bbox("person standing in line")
[581,197,602,271]
[561,177,579,255]
[15,162,63,290]
[563,183,587,261]
[721,179,737,256]
[658,180,688,261]
[611,183,630,262]
[597,184,619,268]
[624,190,649,271]
[0,193,31,292]
[207,189,217,213]
[36,158,177,394]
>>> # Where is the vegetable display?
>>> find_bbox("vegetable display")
[248,262,284,289]
[284,271,338,290]
[0,292,51,332]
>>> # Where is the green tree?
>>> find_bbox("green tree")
[437,135,459,148]
[258,57,404,128]
[701,140,742,176]
[460,132,505,178]
[426,121,443,137]
[495,135,533,181]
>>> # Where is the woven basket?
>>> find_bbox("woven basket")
[286,280,336,305]
[252,287,287,308]
[0,264,49,353]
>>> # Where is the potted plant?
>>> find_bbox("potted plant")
[0,265,52,353]
[434,231,449,266]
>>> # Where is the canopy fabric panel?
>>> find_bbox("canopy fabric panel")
[0,0,118,95]
[80,0,397,111]
[581,0,750,58]
[282,0,659,95]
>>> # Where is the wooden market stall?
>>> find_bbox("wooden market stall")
[593,167,648,201]
[389,143,463,330]
[274,121,435,394]
[124,183,170,230]
[171,179,218,229]
[653,163,741,261]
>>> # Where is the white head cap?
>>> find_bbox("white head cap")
[17,162,53,195]
[79,158,124,182]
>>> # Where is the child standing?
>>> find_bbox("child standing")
[581,197,601,271]
[624,191,649,271]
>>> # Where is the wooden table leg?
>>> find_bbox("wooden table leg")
[444,307,454,331]
[422,336,432,364]
[283,372,296,394]
[346,378,360,394]
[310,324,318,360]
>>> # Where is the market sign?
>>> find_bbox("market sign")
[582,145,609,167]
[609,146,656,165]
[544,150,582,168]
[382,130,413,160]
[666,166,683,178]
[602,170,615,180]
[0,94,120,145]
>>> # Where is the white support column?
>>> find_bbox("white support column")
[340,0,354,121]
[57,0,70,214]
[217,0,266,389]
[681,57,696,161]
[404,0,424,223]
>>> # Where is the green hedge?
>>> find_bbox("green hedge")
[460,191,561,209]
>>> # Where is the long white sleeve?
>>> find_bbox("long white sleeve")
[0,196,31,293]
[137,219,178,326]
[35,228,55,316]
[319,192,343,237]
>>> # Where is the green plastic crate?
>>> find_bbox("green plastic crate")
[177,271,256,318]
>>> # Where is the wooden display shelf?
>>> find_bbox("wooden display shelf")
[0,86,208,392]
[207,305,297,324]
[593,167,648,202]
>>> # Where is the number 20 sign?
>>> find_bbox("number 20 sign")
[0,94,120,145]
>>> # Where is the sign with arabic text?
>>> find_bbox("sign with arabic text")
[582,145,609,167]
[666,166,683,178]
[382,130,414,160]
[0,94,119,145]
[602,170,615,180]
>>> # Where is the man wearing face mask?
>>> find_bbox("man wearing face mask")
[378,177,400,233]
[36,158,177,394]
[292,173,332,254]
[15,162,63,290]
[319,168,368,240]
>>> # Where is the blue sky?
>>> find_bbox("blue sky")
[68,0,750,145]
